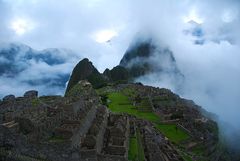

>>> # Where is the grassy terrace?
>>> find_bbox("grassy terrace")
[104,89,192,160]
[128,137,138,160]
[107,92,160,123]
[155,124,189,144]
[128,129,145,161]
[104,89,191,155]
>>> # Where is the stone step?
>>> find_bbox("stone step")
[7,122,19,128]
[1,120,15,127]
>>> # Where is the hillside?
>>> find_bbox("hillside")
[0,73,231,161]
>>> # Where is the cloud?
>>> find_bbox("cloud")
[0,43,79,98]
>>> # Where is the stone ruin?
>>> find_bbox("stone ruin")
[99,114,129,161]
[0,82,222,161]
[2,95,15,102]
[142,125,183,161]
[0,83,131,161]
[23,90,38,99]
[79,105,108,160]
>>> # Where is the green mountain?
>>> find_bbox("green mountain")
[103,65,130,83]
[65,58,107,94]
[65,58,130,95]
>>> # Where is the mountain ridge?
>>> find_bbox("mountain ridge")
[65,39,184,94]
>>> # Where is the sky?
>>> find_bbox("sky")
[1,0,240,145]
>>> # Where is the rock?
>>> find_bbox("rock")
[3,94,15,102]
[82,135,96,148]
[24,90,38,98]
[103,66,129,82]
[16,117,34,134]
[0,125,16,147]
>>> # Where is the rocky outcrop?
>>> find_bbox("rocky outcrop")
[23,90,38,99]
[2,95,15,102]
[103,66,129,82]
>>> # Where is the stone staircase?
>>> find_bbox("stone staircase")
[1,120,19,129]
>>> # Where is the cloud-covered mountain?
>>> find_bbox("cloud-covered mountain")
[0,43,79,98]
[66,37,184,95]
[120,38,184,92]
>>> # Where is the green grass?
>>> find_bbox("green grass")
[179,151,193,161]
[107,92,190,145]
[192,144,205,155]
[122,87,137,97]
[107,92,160,123]
[136,129,145,161]
[138,98,152,111]
[155,124,189,143]
[140,98,150,106]
[128,129,145,161]
[31,98,40,107]
[128,137,138,161]
[48,136,66,143]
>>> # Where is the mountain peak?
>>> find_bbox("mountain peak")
[65,58,106,94]
[119,39,182,81]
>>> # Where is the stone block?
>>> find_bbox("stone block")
[24,90,38,98]
[3,95,15,102]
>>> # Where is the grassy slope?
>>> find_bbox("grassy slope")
[107,92,190,144]
[155,124,190,144]
[128,137,138,161]
[128,129,145,161]
[107,92,160,123]
[106,90,191,160]
[136,129,145,161]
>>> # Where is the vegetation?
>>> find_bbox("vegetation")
[191,144,205,155]
[179,151,193,161]
[31,98,40,107]
[65,58,107,94]
[128,129,145,161]
[107,92,160,123]
[128,137,138,161]
[106,90,190,144]
[122,87,137,97]
[107,65,129,82]
[48,136,66,143]
[136,129,145,161]
[65,83,85,97]
[155,124,189,143]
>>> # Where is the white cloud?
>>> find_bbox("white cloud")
[222,8,238,23]
[10,17,36,35]
[93,29,118,43]
[183,8,204,24]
